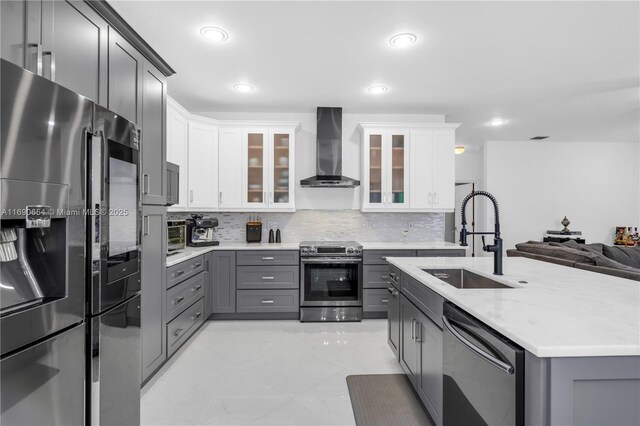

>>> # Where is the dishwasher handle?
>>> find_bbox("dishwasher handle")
[442,315,514,375]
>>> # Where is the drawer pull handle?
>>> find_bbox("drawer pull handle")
[173,328,183,337]
[262,276,275,280]
[174,296,185,304]
[381,275,388,279]
[192,312,202,320]
[194,263,202,268]
[261,256,275,261]
[381,299,389,304]
[175,270,185,277]
[381,256,387,260]
[389,272,398,281]
[261,300,274,304]
[193,285,202,292]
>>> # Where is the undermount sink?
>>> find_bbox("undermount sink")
[422,268,514,289]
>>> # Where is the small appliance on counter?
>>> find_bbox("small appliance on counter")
[246,215,262,243]
[186,214,219,247]
[166,220,186,255]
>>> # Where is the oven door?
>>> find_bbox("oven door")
[301,258,363,307]
[90,108,141,315]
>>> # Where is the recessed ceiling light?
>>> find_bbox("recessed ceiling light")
[200,26,229,42]
[454,146,466,155]
[368,85,388,95]
[488,118,508,127]
[233,83,254,93]
[389,33,417,48]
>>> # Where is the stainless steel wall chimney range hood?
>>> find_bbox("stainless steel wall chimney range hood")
[300,107,360,188]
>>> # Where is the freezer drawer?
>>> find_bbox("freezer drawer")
[88,295,141,426]
[1,323,85,426]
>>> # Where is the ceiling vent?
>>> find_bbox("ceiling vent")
[530,136,549,140]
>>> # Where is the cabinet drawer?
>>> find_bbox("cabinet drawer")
[166,255,205,289]
[236,251,299,266]
[166,272,205,321]
[402,275,444,327]
[237,266,299,290]
[364,265,393,288]
[416,249,466,257]
[363,250,415,265]
[236,290,299,313]
[167,298,204,356]
[363,288,392,312]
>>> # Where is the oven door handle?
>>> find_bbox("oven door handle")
[301,258,363,264]
[442,316,514,375]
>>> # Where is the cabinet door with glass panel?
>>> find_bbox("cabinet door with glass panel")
[242,128,269,208]
[268,129,295,209]
[362,128,410,211]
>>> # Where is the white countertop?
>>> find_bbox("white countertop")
[359,241,467,250]
[166,243,300,267]
[386,256,640,358]
[166,241,467,267]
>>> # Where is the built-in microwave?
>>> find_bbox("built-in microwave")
[166,162,179,206]
[167,220,186,254]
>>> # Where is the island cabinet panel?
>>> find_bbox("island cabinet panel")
[525,353,640,426]
[402,274,444,328]
[387,266,402,359]
[416,309,443,426]
[210,251,237,314]
[400,295,420,380]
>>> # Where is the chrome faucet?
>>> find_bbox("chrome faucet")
[459,191,503,275]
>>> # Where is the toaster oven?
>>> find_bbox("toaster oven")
[167,220,186,254]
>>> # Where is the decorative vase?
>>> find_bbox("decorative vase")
[561,216,570,233]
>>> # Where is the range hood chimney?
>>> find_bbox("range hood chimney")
[300,107,360,188]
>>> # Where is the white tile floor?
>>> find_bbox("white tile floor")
[141,320,403,426]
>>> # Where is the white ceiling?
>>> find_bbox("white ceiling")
[110,1,640,146]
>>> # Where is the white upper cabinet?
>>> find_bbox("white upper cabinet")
[167,97,298,212]
[166,98,189,209]
[218,127,243,209]
[187,119,219,209]
[360,123,459,212]
[241,127,296,211]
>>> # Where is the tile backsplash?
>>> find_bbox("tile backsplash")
[168,210,444,243]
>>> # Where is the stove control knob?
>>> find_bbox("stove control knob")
[354,248,362,255]
[301,248,309,255]
[347,247,354,254]
[309,247,317,254]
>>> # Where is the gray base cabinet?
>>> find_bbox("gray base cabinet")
[364,249,464,319]
[141,206,167,382]
[387,266,401,359]
[210,251,237,314]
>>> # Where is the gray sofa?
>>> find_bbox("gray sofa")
[506,240,640,281]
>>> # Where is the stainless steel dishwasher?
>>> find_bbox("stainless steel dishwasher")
[442,302,524,426]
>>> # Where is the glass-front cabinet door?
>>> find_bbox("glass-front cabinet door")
[387,131,409,208]
[269,129,295,209]
[243,129,269,208]
[363,129,409,210]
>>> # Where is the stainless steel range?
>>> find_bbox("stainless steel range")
[299,241,363,322]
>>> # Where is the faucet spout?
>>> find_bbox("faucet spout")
[459,190,503,275]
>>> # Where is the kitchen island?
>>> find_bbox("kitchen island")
[386,256,640,426]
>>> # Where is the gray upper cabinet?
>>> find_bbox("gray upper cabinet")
[140,60,167,205]
[210,251,237,314]
[1,0,108,104]
[49,0,107,104]
[108,27,142,125]
[141,205,166,383]
[0,1,25,67]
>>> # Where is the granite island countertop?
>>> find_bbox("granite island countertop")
[386,256,640,358]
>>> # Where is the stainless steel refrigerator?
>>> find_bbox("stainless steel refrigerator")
[1,58,141,426]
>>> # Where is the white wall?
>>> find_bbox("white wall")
[198,110,447,210]
[485,140,640,249]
